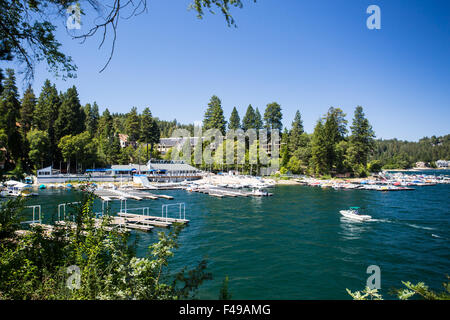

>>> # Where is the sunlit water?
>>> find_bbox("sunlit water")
[21,177,450,299]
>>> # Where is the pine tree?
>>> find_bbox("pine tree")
[310,120,328,175]
[255,107,263,130]
[0,68,4,94]
[84,102,100,136]
[322,107,348,172]
[349,106,375,167]
[20,86,36,133]
[0,69,22,165]
[228,107,241,130]
[242,105,256,131]
[55,86,85,141]
[203,95,226,135]
[33,80,61,165]
[264,102,283,132]
[125,107,140,142]
[280,128,290,168]
[288,110,304,155]
[98,108,114,139]
[140,107,160,162]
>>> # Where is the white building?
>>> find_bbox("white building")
[436,160,450,168]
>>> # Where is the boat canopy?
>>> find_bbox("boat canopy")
[349,206,360,210]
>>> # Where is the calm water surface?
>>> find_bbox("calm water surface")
[24,177,450,299]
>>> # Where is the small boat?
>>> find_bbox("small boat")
[39,184,46,189]
[339,207,371,221]
[251,188,273,196]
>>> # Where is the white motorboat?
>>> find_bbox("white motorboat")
[339,207,371,221]
[251,188,273,196]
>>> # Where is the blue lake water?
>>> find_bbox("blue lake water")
[23,179,450,299]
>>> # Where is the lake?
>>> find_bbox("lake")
[23,178,450,299]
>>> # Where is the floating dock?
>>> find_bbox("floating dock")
[94,188,173,201]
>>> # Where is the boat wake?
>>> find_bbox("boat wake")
[405,223,435,231]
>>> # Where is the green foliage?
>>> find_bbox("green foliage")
[346,287,383,300]
[0,69,22,165]
[140,107,160,162]
[203,95,227,135]
[190,0,256,27]
[26,129,50,169]
[310,120,328,175]
[228,107,241,130]
[84,102,100,137]
[0,0,76,80]
[20,86,36,134]
[0,197,26,241]
[371,135,450,169]
[264,102,283,132]
[367,160,382,173]
[242,105,256,131]
[287,156,303,174]
[55,86,85,141]
[349,106,375,167]
[219,276,232,300]
[1,1,252,80]
[125,107,141,142]
[288,110,304,155]
[0,192,212,300]
[347,276,450,300]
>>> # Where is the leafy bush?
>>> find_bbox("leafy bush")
[347,276,450,300]
[0,190,212,300]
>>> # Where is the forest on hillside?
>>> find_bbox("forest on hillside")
[1,69,448,179]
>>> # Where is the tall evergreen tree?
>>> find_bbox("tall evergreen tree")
[280,128,290,168]
[98,108,114,139]
[228,107,241,130]
[125,107,140,142]
[0,68,4,95]
[349,106,375,167]
[288,110,304,155]
[264,102,283,132]
[20,86,36,133]
[322,107,348,172]
[140,107,160,161]
[33,80,61,165]
[255,107,263,130]
[203,95,226,135]
[242,104,256,131]
[310,120,328,175]
[0,69,22,165]
[84,102,100,136]
[55,86,85,141]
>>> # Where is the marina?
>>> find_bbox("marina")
[12,174,449,299]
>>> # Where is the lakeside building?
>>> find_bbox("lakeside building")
[415,161,428,168]
[36,160,202,184]
[436,160,450,168]
[110,160,202,182]
[119,134,137,149]
[157,136,280,156]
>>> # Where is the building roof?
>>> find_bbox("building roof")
[159,137,202,147]
[148,162,199,172]
[118,134,129,142]
[111,162,200,172]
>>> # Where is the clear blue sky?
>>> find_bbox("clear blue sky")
[7,0,450,141]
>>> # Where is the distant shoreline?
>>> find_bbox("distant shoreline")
[384,168,448,172]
